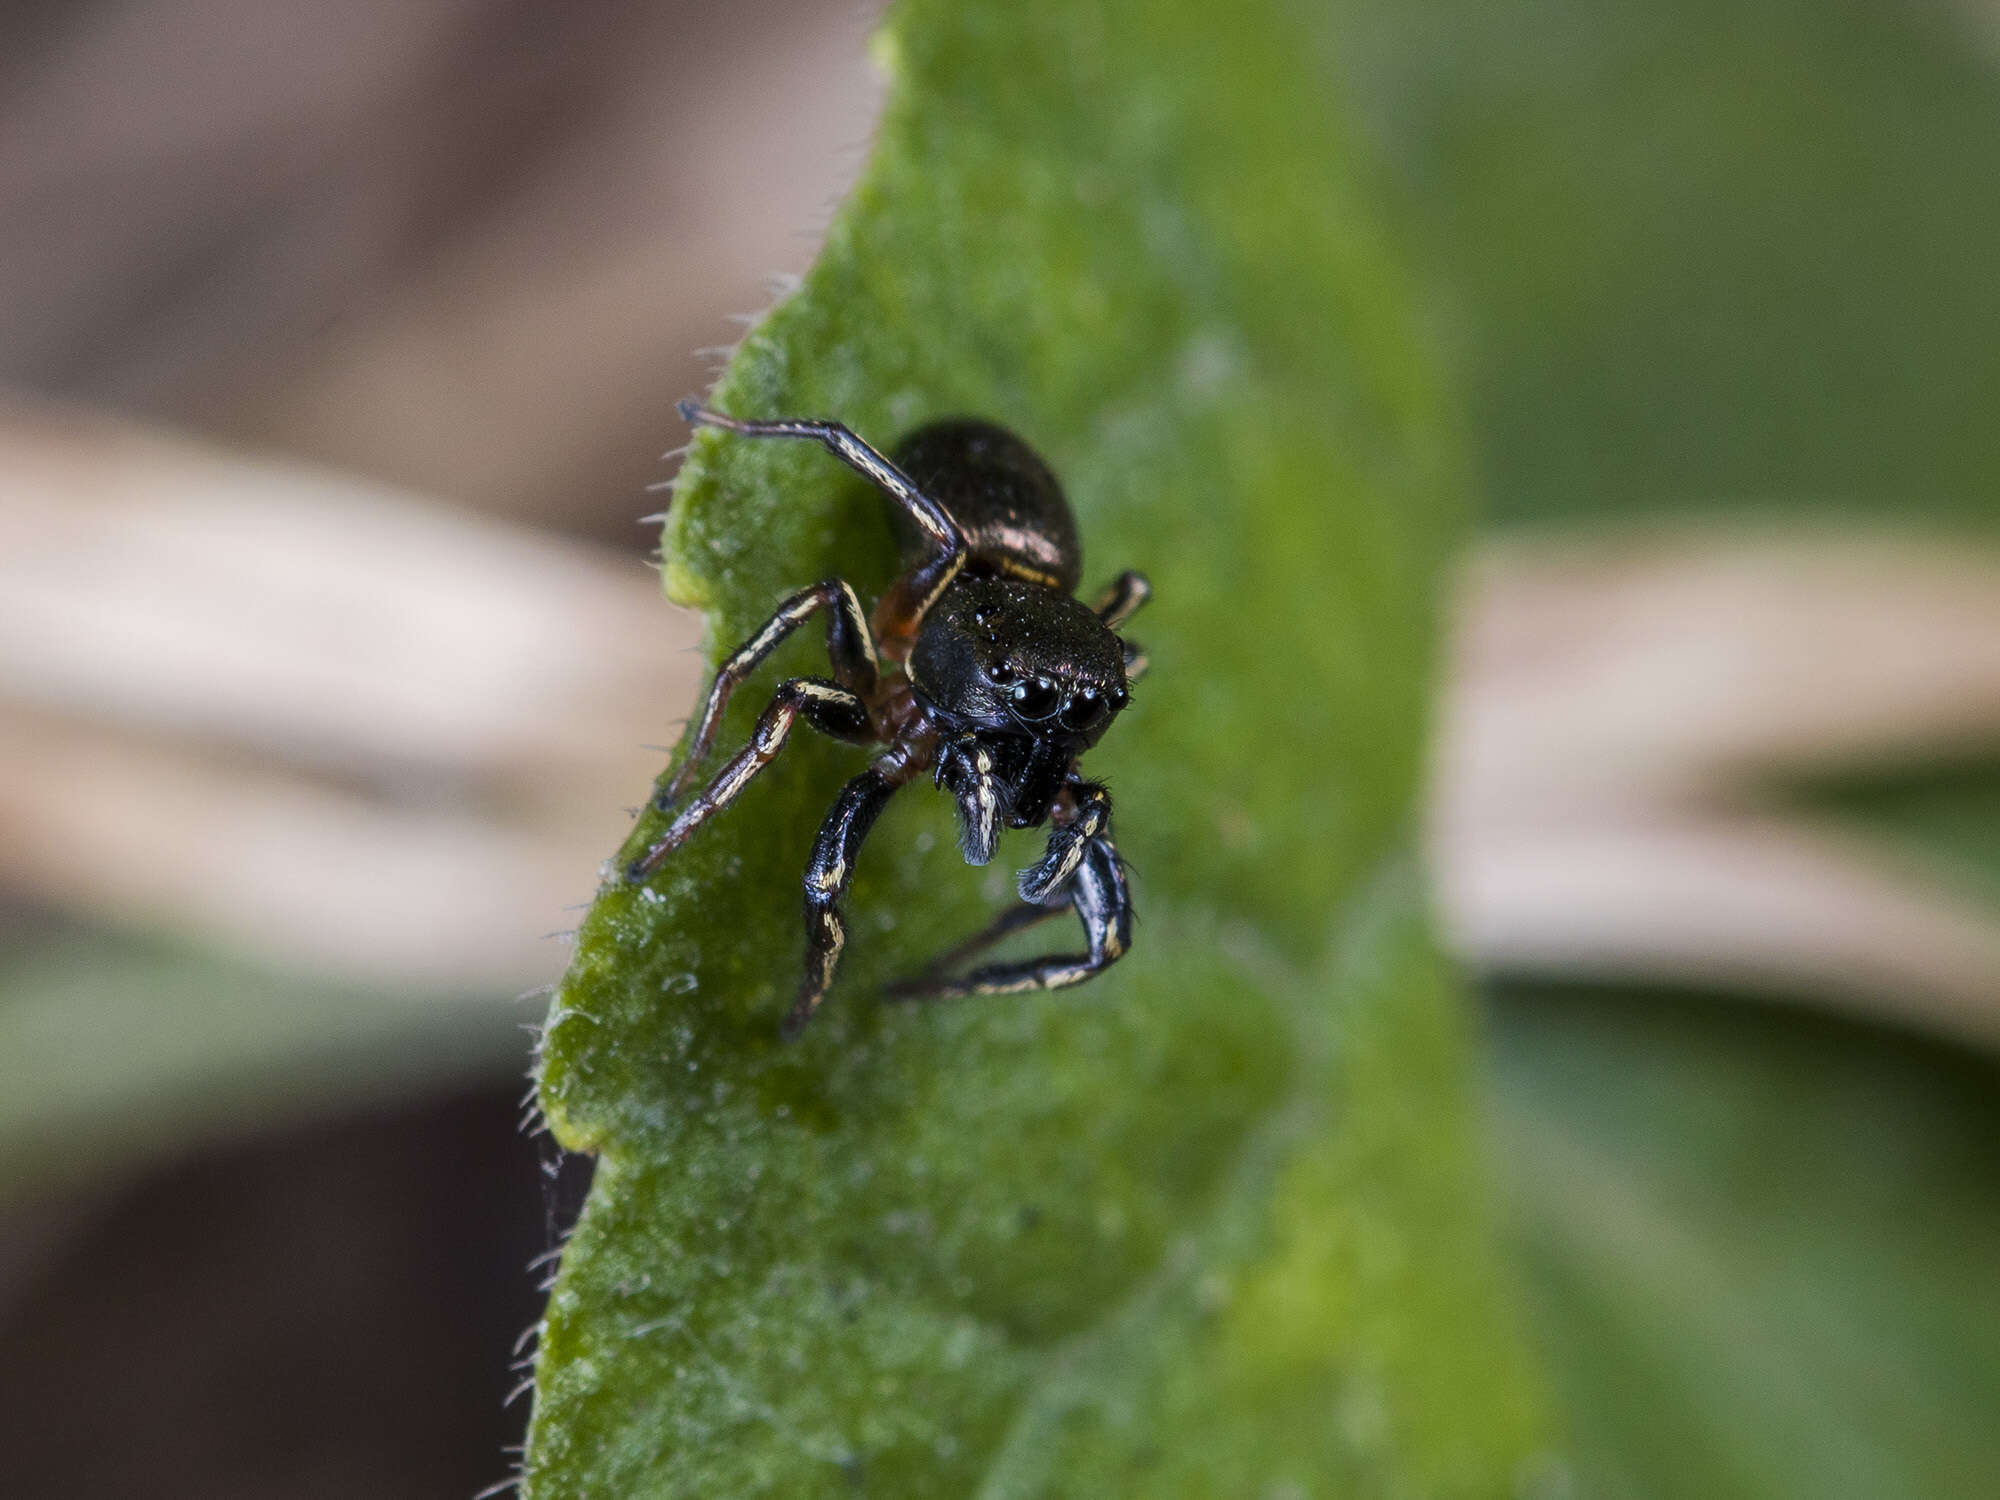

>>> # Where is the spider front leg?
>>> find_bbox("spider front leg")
[679,402,968,652]
[787,767,901,1039]
[657,578,877,809]
[627,678,870,879]
[888,833,1131,1000]
[1017,779,1112,904]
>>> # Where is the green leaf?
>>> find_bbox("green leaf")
[525,0,1546,1494]
[1490,984,2000,1500]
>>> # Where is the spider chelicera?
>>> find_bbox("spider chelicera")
[628,401,1150,1039]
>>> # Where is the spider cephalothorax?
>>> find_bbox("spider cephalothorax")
[629,403,1149,1038]
[911,578,1129,742]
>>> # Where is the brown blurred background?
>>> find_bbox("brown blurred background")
[4,2,1998,1497]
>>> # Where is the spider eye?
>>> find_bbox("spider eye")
[988,660,1015,685]
[1058,686,1104,733]
[1010,676,1060,720]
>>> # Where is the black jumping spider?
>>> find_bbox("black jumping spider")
[629,402,1150,1038]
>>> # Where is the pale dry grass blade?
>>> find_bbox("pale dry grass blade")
[1434,528,2000,1045]
[0,395,701,990]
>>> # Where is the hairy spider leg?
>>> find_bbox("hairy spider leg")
[679,402,967,650]
[1018,778,1111,903]
[889,835,1131,1001]
[627,678,870,879]
[936,740,1005,866]
[1090,569,1152,629]
[657,578,877,809]
[786,767,902,1038]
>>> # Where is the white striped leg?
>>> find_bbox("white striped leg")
[1091,572,1150,684]
[937,741,1005,866]
[679,402,969,643]
[883,901,1067,998]
[889,836,1131,1002]
[1090,569,1152,629]
[659,579,877,808]
[679,402,964,559]
[785,768,900,1038]
[628,679,868,879]
[1017,780,1111,904]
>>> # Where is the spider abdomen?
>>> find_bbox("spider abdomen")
[888,419,1082,593]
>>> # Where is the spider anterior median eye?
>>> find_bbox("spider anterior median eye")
[1010,677,1060,718]
[1059,687,1103,733]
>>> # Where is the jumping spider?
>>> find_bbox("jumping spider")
[629,402,1150,1038]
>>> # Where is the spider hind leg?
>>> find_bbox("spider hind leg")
[1090,569,1151,629]
[628,677,868,879]
[655,578,877,811]
[886,835,1131,1002]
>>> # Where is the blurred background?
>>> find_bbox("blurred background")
[2,2,1996,1497]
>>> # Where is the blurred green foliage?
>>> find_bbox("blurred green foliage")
[1504,751,2000,1500]
[1492,986,2000,1500]
[0,927,518,1202]
[524,0,1547,1493]
[1803,758,2000,903]
[1341,0,2000,531]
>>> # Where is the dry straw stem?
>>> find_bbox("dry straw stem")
[1432,528,2000,1046]
[0,394,697,991]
